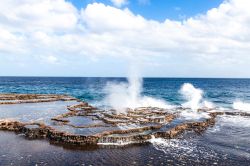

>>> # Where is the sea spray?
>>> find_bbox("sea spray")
[180,83,214,110]
[179,83,214,120]
[180,83,203,110]
[104,66,171,113]
[104,66,142,111]
[233,101,250,112]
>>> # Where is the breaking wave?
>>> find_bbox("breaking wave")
[233,101,250,112]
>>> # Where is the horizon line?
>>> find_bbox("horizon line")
[0,76,250,79]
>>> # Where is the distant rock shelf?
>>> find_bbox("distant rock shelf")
[0,94,78,104]
[0,93,248,147]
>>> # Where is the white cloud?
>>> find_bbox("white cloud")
[0,0,78,33]
[110,0,128,7]
[45,55,59,64]
[82,3,146,31]
[0,0,250,77]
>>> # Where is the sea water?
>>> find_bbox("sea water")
[0,77,249,165]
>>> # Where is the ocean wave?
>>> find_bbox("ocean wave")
[233,101,250,112]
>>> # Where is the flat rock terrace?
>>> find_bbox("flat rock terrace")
[0,94,249,146]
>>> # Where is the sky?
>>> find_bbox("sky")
[69,0,224,21]
[0,0,250,77]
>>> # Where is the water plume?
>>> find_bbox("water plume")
[104,66,171,113]
[180,83,214,111]
[180,83,203,110]
[178,83,214,120]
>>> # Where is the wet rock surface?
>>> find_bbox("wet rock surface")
[0,93,249,147]
[0,94,77,104]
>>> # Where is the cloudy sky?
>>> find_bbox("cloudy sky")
[0,0,249,77]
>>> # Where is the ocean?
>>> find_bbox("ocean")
[0,77,249,165]
[1,77,250,107]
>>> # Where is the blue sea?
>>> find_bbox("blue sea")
[0,77,250,108]
[0,77,250,165]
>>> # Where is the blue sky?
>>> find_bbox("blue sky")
[0,0,249,77]
[69,0,224,21]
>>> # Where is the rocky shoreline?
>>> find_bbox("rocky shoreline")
[0,94,247,146]
[0,94,78,104]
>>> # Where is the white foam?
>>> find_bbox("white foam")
[179,110,210,120]
[218,115,250,128]
[233,101,250,112]
[150,136,194,155]
[150,135,219,159]
[97,141,136,146]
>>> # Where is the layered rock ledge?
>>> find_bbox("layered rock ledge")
[0,94,78,104]
[0,93,248,146]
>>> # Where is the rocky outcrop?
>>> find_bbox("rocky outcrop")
[224,111,250,117]
[0,93,249,147]
[0,94,78,104]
